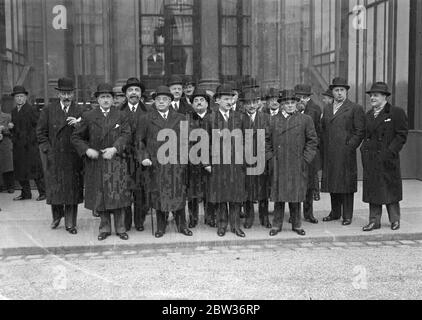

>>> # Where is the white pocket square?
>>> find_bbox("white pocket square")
[384,119,392,122]
[114,124,120,129]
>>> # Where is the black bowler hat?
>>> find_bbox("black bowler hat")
[55,78,75,91]
[321,88,334,99]
[94,83,115,98]
[265,88,280,100]
[294,84,313,96]
[11,85,29,96]
[122,77,146,93]
[152,85,174,101]
[366,82,391,96]
[241,77,259,91]
[214,83,236,99]
[182,75,197,87]
[167,75,184,87]
[278,89,300,103]
[191,88,210,105]
[239,88,261,102]
[329,77,350,90]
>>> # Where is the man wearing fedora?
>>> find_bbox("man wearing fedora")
[37,78,84,233]
[295,84,322,223]
[266,90,318,237]
[241,88,272,229]
[167,75,194,115]
[263,88,281,118]
[206,83,247,238]
[361,82,408,232]
[72,83,132,241]
[136,85,193,238]
[321,77,365,225]
[120,77,152,232]
[321,88,334,107]
[10,85,46,201]
[182,76,196,105]
[113,86,126,109]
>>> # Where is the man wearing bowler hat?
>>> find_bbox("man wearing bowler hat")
[361,82,408,232]
[10,85,46,201]
[182,76,197,105]
[120,77,152,232]
[321,77,365,225]
[321,88,334,107]
[72,83,132,241]
[37,78,84,233]
[167,75,194,115]
[263,88,281,118]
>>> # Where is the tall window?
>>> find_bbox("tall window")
[218,0,251,82]
[139,0,200,90]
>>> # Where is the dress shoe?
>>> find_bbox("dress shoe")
[391,221,400,231]
[322,215,340,222]
[305,217,319,224]
[342,219,352,226]
[136,225,145,232]
[98,232,111,241]
[269,228,281,236]
[180,228,193,236]
[188,220,198,228]
[232,228,245,238]
[13,195,31,201]
[293,228,306,236]
[313,192,321,201]
[66,227,77,235]
[262,217,272,229]
[239,212,246,219]
[36,195,47,201]
[7,189,15,194]
[50,219,62,229]
[217,228,226,237]
[362,222,381,232]
[155,231,164,238]
[117,232,129,240]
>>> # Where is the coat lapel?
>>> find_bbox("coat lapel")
[279,113,300,135]
[56,102,75,136]
[101,107,120,139]
[330,99,351,122]
[369,103,391,133]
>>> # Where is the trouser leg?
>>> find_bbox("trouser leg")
[156,210,167,233]
[133,189,147,228]
[113,208,126,234]
[124,200,133,231]
[258,199,269,221]
[330,193,342,219]
[229,202,241,231]
[19,180,31,198]
[188,198,199,223]
[204,200,216,224]
[342,193,354,220]
[174,208,188,232]
[303,188,314,219]
[2,171,14,190]
[216,203,228,230]
[244,201,255,227]
[272,202,285,230]
[99,211,112,234]
[34,177,46,196]
[369,204,382,226]
[51,204,64,221]
[289,202,302,229]
[64,205,78,229]
[386,203,400,224]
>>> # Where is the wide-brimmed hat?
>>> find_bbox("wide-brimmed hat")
[11,85,29,96]
[55,78,75,91]
[191,88,210,104]
[152,85,174,101]
[278,89,300,103]
[113,86,125,96]
[321,88,334,99]
[366,82,391,96]
[265,88,280,100]
[167,75,184,87]
[239,88,261,102]
[182,75,197,87]
[122,77,146,93]
[294,84,313,96]
[329,77,350,90]
[94,83,115,98]
[214,84,236,99]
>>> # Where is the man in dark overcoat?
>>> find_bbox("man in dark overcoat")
[295,84,322,223]
[72,83,132,241]
[266,90,318,237]
[0,106,14,193]
[206,84,247,238]
[37,78,84,233]
[321,77,365,226]
[361,82,408,232]
[120,77,152,232]
[10,86,46,201]
[167,75,194,115]
[136,85,193,238]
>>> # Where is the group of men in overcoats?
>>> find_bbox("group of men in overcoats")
[2,74,408,238]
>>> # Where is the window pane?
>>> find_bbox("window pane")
[140,0,164,14]
[142,46,165,76]
[141,17,164,45]
[242,47,251,75]
[164,0,194,15]
[221,18,237,45]
[222,47,237,75]
[170,16,193,45]
[243,17,251,45]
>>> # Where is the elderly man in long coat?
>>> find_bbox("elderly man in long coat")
[0,106,14,193]
[72,83,132,241]
[266,90,318,237]
[361,82,408,232]
[10,86,46,201]
[321,77,365,226]
[136,85,193,238]
[37,78,84,233]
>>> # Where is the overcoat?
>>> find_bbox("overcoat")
[0,112,13,173]
[206,110,247,203]
[321,99,365,193]
[71,107,132,211]
[36,102,84,205]
[11,103,44,180]
[243,111,270,201]
[360,103,408,205]
[265,112,318,203]
[304,100,322,188]
[136,108,188,212]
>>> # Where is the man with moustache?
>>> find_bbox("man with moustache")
[321,77,365,226]
[120,77,151,232]
[72,83,132,241]
[136,86,193,238]
[182,76,196,105]
[266,90,318,237]
[185,88,214,228]
[10,86,46,201]
[361,82,408,232]
[264,88,281,118]
[37,78,84,233]
[167,75,193,115]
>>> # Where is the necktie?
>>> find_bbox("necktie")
[103,111,109,117]
[63,107,68,114]
[131,106,136,113]
[223,112,229,122]
[174,102,179,111]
